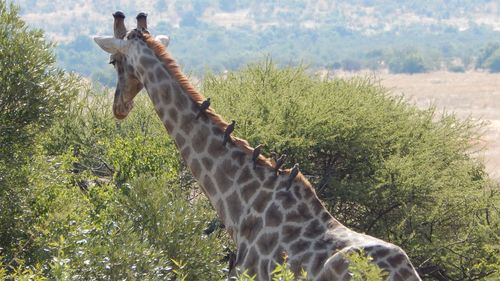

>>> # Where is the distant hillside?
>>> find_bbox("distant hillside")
[14,0,500,41]
[11,0,500,84]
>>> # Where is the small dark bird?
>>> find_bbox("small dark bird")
[252,144,264,169]
[112,11,127,39]
[274,154,287,175]
[195,98,211,119]
[203,218,223,236]
[287,163,300,190]
[270,152,278,162]
[222,120,236,146]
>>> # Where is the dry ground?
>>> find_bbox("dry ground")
[330,71,500,180]
[377,71,500,180]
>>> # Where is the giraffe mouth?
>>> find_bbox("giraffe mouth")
[113,100,134,120]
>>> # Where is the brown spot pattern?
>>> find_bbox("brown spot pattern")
[241,180,260,202]
[255,167,266,181]
[314,237,334,250]
[333,259,349,275]
[282,225,301,243]
[259,259,270,281]
[293,185,303,199]
[173,83,189,108]
[174,133,186,148]
[179,113,194,134]
[304,219,325,238]
[207,139,228,158]
[202,175,216,195]
[290,239,311,255]
[201,157,214,171]
[399,268,412,279]
[191,125,210,153]
[221,159,239,175]
[374,248,390,260]
[264,203,283,227]
[387,253,406,268]
[256,232,279,255]
[242,247,259,276]
[237,166,253,184]
[276,191,297,209]
[139,56,158,67]
[180,146,191,160]
[240,215,262,242]
[252,191,272,213]
[311,252,328,275]
[232,151,246,166]
[190,158,202,178]
[310,198,324,215]
[262,176,278,190]
[214,165,233,194]
[226,191,242,224]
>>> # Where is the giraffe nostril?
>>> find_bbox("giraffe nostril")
[113,111,127,120]
[113,103,130,120]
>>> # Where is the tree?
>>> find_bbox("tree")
[0,1,77,158]
[481,47,500,73]
[488,54,500,72]
[476,42,500,69]
[387,49,428,74]
[204,60,499,280]
[0,0,78,263]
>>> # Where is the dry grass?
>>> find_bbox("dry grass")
[328,70,500,179]
[376,71,500,180]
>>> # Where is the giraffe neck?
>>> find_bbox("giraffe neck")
[128,36,375,280]
[129,45,248,237]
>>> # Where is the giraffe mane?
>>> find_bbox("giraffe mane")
[141,32,316,193]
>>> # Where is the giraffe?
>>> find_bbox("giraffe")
[94,12,422,281]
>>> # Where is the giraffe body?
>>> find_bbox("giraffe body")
[94,14,421,281]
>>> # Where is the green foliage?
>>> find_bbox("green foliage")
[38,0,500,82]
[479,45,500,73]
[476,42,500,70]
[234,252,388,281]
[488,55,500,73]
[387,49,428,74]
[269,260,308,281]
[204,60,499,280]
[0,8,498,279]
[0,83,228,279]
[345,251,388,281]
[235,256,309,281]
[0,1,78,156]
[0,0,79,265]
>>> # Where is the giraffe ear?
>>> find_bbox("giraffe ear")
[155,35,170,48]
[93,36,130,54]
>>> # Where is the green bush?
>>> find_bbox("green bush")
[203,60,499,280]
[485,50,500,73]
[0,5,498,278]
[447,65,465,73]
[235,252,386,281]
[475,42,500,70]
[0,0,79,265]
[0,89,228,280]
[387,49,428,74]
[0,2,78,156]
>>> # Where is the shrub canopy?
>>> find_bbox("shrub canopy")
[0,3,497,278]
[203,60,498,280]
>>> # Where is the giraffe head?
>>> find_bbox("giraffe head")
[94,12,169,119]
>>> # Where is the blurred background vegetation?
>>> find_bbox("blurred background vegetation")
[9,0,500,86]
[1,1,499,280]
